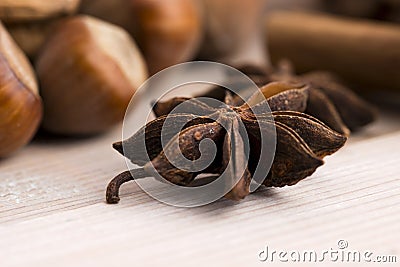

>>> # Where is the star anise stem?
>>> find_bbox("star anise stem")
[106,169,147,204]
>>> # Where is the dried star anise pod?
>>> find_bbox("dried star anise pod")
[235,61,377,135]
[106,81,347,204]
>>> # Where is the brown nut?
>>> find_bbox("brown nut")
[80,0,203,75]
[0,22,43,158]
[0,0,81,22]
[130,0,203,74]
[36,15,148,135]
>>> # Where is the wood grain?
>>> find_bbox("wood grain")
[0,112,399,267]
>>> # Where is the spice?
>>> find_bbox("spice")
[236,61,376,135]
[266,11,400,92]
[106,81,347,204]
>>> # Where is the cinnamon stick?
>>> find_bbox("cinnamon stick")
[266,11,400,92]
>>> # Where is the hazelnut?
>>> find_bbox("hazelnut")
[36,15,148,135]
[80,0,203,75]
[130,0,203,74]
[0,22,43,158]
[0,0,81,22]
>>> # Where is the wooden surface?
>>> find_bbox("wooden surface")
[0,107,400,266]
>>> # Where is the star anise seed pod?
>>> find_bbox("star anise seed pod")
[106,81,346,204]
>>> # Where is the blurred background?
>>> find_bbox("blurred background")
[0,0,399,156]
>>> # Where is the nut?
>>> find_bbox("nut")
[130,0,203,74]
[36,15,148,135]
[0,0,81,22]
[0,22,43,158]
[80,0,203,75]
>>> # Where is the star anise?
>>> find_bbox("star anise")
[106,81,347,204]
[235,61,377,135]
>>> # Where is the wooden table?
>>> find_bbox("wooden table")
[1,107,399,266]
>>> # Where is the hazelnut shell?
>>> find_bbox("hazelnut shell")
[36,15,148,135]
[0,22,42,157]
